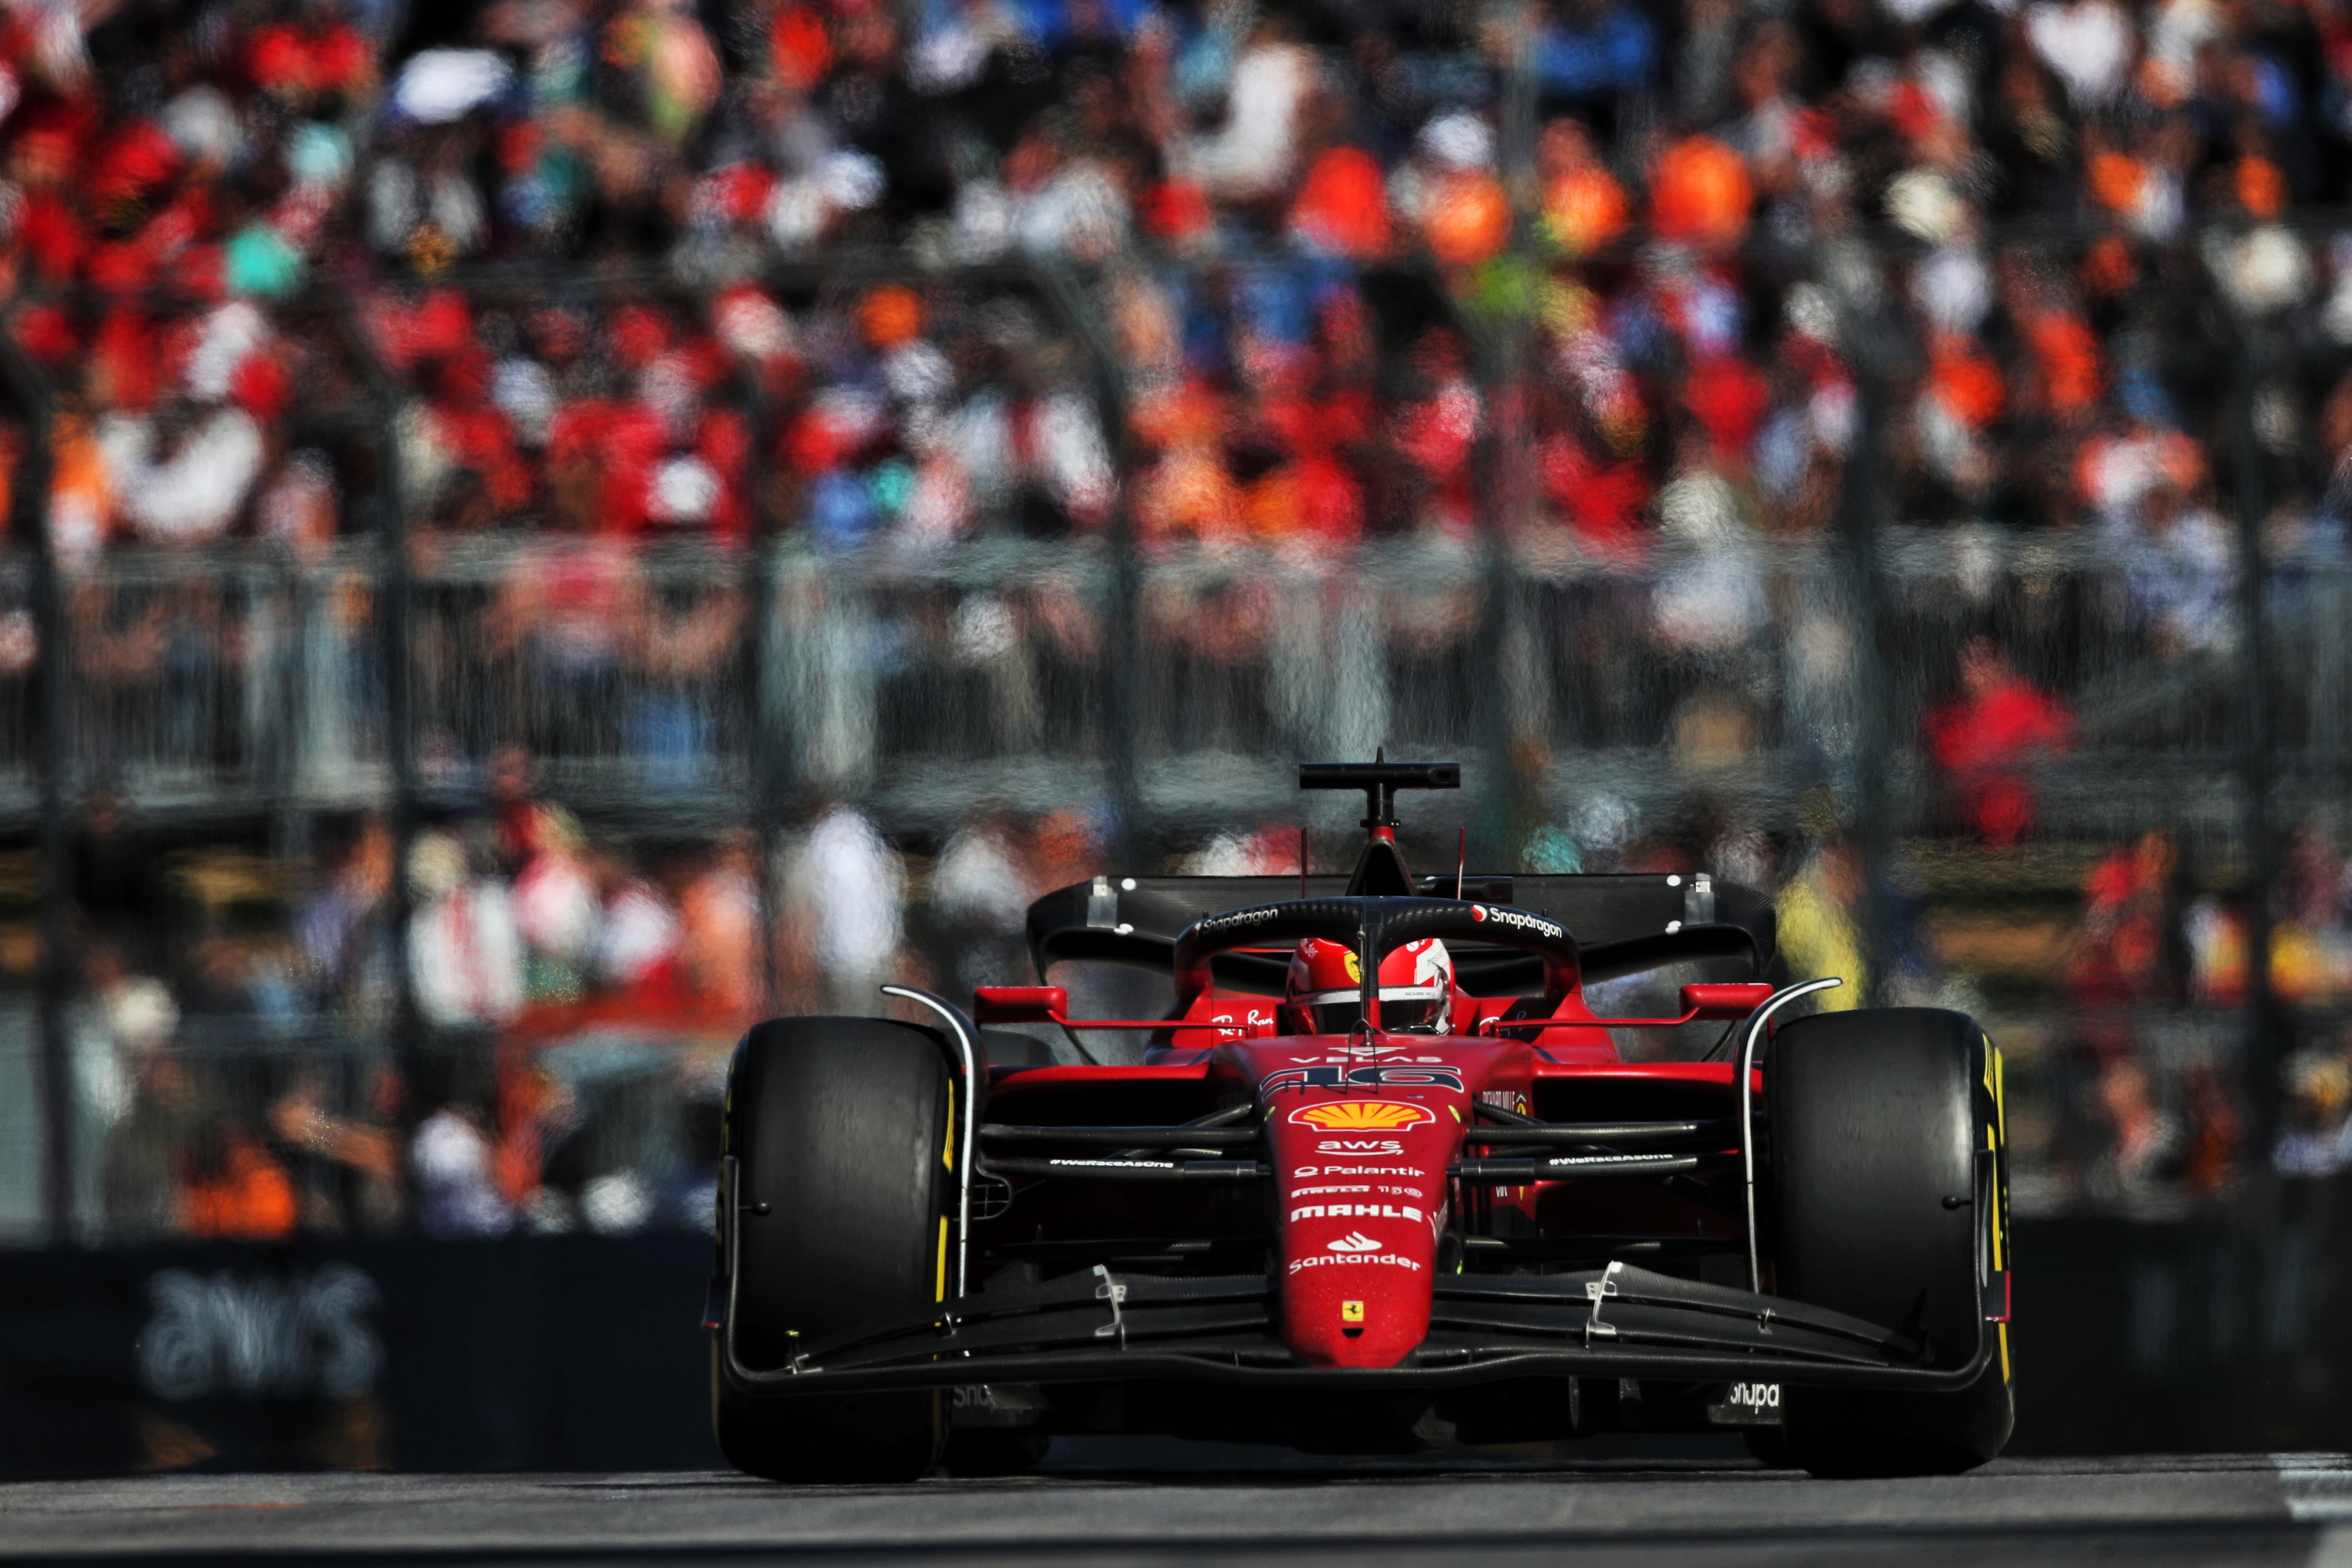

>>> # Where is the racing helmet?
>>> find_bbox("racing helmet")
[1285,936,1455,1034]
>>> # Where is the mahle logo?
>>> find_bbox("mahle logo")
[1289,1100,1434,1131]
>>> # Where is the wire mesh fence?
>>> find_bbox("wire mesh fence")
[1,215,2349,1255]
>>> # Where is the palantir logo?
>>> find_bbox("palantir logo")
[137,1264,384,1402]
[1326,1232,1383,1253]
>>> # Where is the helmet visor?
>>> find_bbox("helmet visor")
[1303,989,1447,1034]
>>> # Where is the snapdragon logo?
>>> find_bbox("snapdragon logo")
[1195,906,1280,934]
[1471,904,1564,939]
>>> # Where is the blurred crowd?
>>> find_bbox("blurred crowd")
[8,0,2352,561]
[57,746,1121,1241]
[9,0,2352,1246]
[46,725,2352,1241]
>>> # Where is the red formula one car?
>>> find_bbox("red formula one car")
[709,762,2013,1480]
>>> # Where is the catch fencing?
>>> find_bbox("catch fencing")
[1,226,2347,1266]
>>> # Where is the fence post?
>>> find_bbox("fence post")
[335,296,422,1203]
[1827,239,1903,1005]
[1474,0,1543,866]
[2228,335,2279,1153]
[724,282,786,1014]
[3,329,70,1243]
[1032,260,1141,864]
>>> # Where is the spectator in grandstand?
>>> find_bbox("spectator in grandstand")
[2118,477,2236,658]
[676,831,765,1016]
[776,802,907,1011]
[483,494,648,757]
[2083,1053,2186,1209]
[410,1102,514,1238]
[2275,1044,2352,1179]
[2063,829,2191,1010]
[595,844,684,996]
[267,1064,405,1232]
[408,829,524,1031]
[1922,636,2077,849]
[98,1024,210,1240]
[2270,826,2352,1006]
[178,1112,301,1241]
[509,805,602,1003]
[67,939,166,1231]
[930,809,1033,996]
[1774,834,1866,1011]
[295,814,396,1017]
[1538,0,1659,105]
[2175,1059,2241,1197]
[1650,430,1767,653]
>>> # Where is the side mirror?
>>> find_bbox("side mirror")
[973,985,1067,1025]
[1680,982,1777,1021]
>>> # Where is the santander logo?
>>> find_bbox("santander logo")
[1325,1232,1383,1253]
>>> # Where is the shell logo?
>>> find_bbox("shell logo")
[1289,1100,1435,1131]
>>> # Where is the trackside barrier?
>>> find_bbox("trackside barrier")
[1,1210,2348,1477]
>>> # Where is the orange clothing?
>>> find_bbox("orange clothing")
[181,1136,299,1241]
[1648,137,1753,248]
[1541,165,1628,255]
[1422,171,1512,267]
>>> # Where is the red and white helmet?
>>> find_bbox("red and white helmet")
[1285,936,1455,1034]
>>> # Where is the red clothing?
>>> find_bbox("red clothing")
[1540,435,1650,555]
[1923,676,2076,846]
[1290,148,1391,259]
[549,399,665,531]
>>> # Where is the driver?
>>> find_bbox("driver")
[1284,936,1455,1034]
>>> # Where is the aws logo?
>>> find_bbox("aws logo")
[1288,1100,1434,1131]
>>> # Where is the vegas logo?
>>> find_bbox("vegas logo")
[1289,1100,1434,1131]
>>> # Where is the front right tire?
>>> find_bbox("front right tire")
[713,1015,954,1482]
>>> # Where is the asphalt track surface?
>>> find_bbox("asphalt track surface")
[5,1452,2352,1567]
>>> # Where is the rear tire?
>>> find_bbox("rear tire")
[713,1016,953,1483]
[1765,1007,2013,1478]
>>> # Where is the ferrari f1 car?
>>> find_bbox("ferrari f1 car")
[709,762,2013,1480]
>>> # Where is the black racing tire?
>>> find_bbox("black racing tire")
[713,1016,954,1483]
[1765,1007,2013,1479]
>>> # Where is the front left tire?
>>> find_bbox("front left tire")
[1762,1006,2014,1477]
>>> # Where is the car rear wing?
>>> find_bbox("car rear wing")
[1025,872,1779,997]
